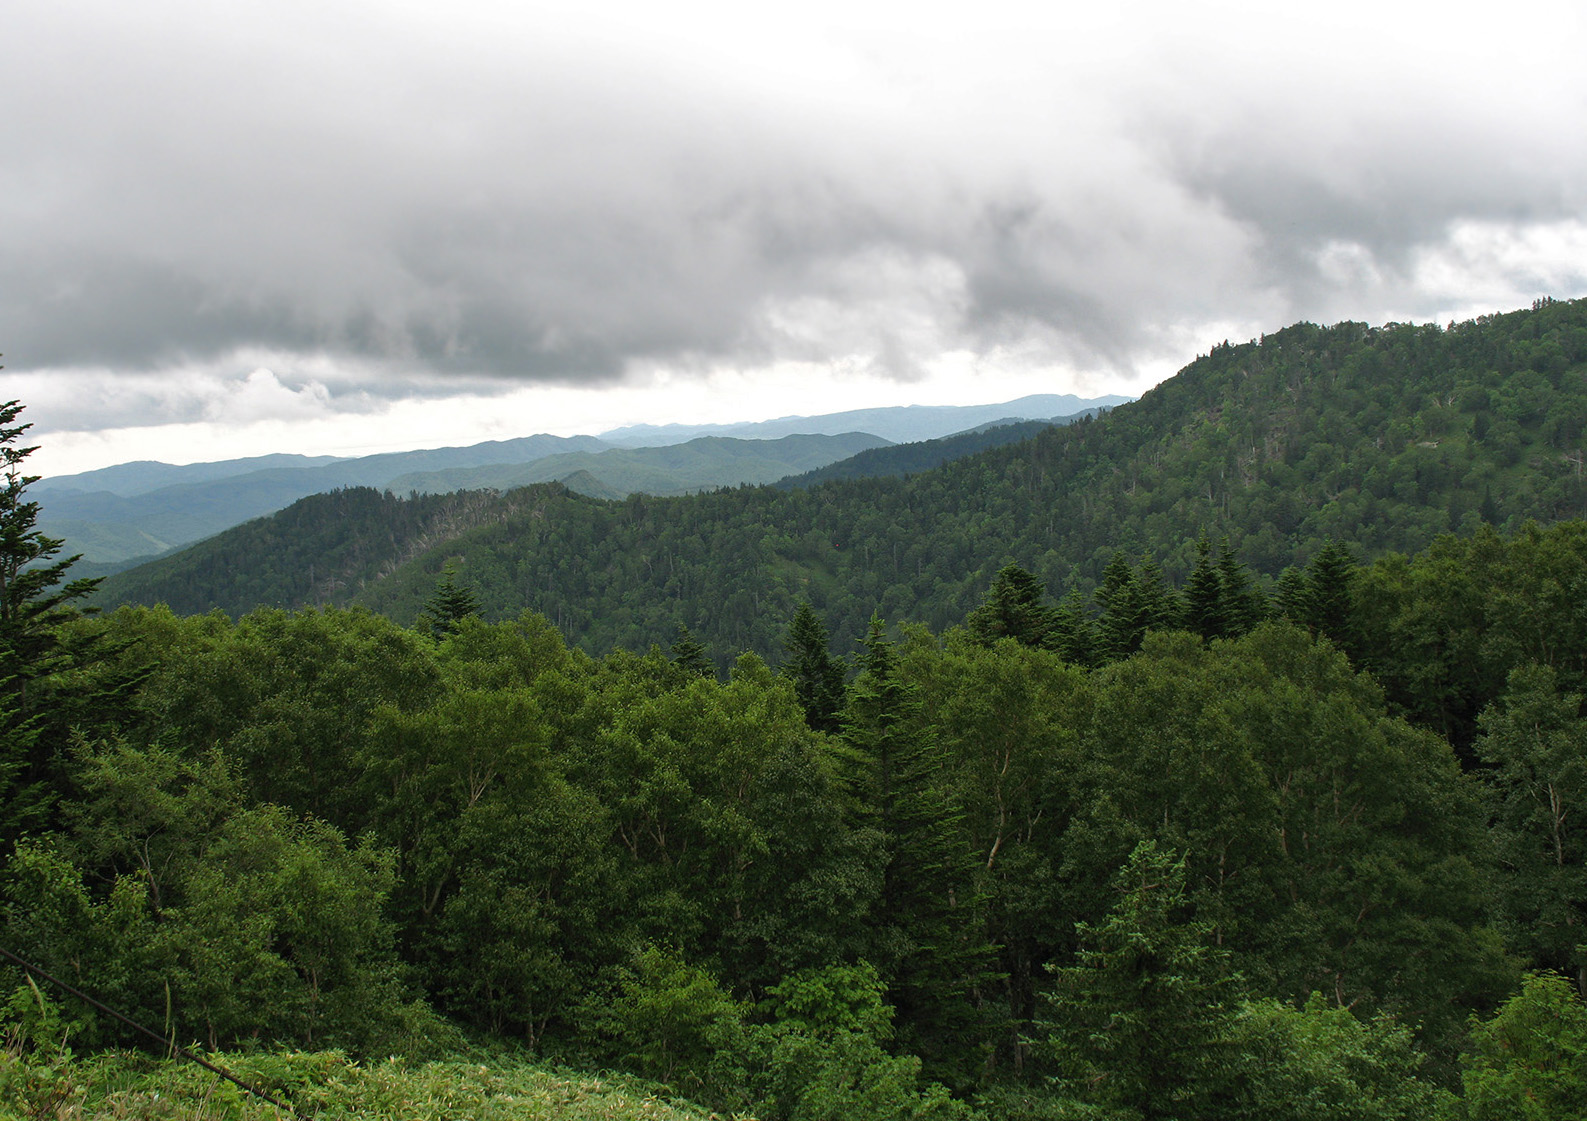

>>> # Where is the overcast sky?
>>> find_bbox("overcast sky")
[5,0,1586,476]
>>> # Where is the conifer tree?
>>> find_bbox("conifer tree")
[1182,537,1226,640]
[966,563,1058,648]
[0,397,105,841]
[421,562,481,638]
[1214,538,1266,637]
[1133,556,1179,636]
[1095,554,1179,661]
[669,623,713,678]
[1043,841,1237,1119]
[841,614,1000,1082]
[780,601,846,733]
[1093,552,1139,662]
[1272,565,1310,624]
[1302,538,1358,651]
[1050,587,1097,668]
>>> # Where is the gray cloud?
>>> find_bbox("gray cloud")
[4,1,1586,435]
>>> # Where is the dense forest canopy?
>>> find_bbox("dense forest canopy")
[17,525,1587,1118]
[97,297,1587,670]
[11,298,1587,1118]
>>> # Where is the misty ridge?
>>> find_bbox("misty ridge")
[39,393,1124,572]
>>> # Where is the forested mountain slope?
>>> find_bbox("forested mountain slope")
[97,298,1587,660]
[21,320,1587,1119]
[31,452,350,497]
[384,431,891,497]
[41,432,891,569]
[38,432,611,566]
[42,397,1111,569]
[776,417,1070,488]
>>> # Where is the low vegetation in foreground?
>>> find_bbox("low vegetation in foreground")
[1,1041,729,1120]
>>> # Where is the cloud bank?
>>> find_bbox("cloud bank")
[4,0,1585,452]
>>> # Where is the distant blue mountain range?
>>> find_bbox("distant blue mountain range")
[39,394,1129,571]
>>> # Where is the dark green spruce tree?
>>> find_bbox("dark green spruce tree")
[0,398,106,842]
[1185,537,1266,641]
[840,613,1000,1085]
[1095,553,1180,662]
[780,601,846,733]
[1300,538,1359,652]
[1214,538,1266,637]
[669,623,714,678]
[1049,586,1097,667]
[421,561,482,638]
[1042,840,1238,1120]
[1272,565,1311,624]
[1182,538,1226,640]
[966,563,1058,648]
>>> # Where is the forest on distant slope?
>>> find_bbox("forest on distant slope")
[98,297,1587,667]
[15,480,1587,1116]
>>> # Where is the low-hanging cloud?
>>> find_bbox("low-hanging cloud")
[4,0,1586,436]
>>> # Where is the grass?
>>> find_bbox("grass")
[0,1046,751,1121]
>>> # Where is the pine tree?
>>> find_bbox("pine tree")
[669,623,713,678]
[841,614,1000,1082]
[0,398,105,841]
[1043,841,1237,1119]
[780,601,846,733]
[1182,537,1225,640]
[1093,552,1139,662]
[1133,556,1179,636]
[966,563,1058,648]
[1050,587,1097,667]
[1096,554,1179,662]
[420,561,481,638]
[1272,565,1310,624]
[1214,538,1266,637]
[1303,538,1358,651]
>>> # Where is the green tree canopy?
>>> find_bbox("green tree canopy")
[781,601,847,734]
[0,399,106,841]
[965,564,1058,649]
[421,561,482,638]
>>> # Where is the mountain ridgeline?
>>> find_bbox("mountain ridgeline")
[42,395,1112,570]
[37,432,875,569]
[97,298,1587,663]
[773,415,1087,488]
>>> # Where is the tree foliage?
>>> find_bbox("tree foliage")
[0,400,108,842]
[95,299,1587,673]
[20,334,1587,1114]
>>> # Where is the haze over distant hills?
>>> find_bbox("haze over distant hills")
[599,394,1132,446]
[31,453,352,499]
[42,394,1123,570]
[385,432,892,497]
[38,433,610,569]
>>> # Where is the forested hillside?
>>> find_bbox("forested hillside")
[15,330,1587,1115]
[36,432,612,566]
[386,431,892,497]
[98,298,1587,665]
[775,418,1063,488]
[16,512,1587,1117]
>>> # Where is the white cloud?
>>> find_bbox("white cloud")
[2,0,1585,475]
[1412,220,1587,317]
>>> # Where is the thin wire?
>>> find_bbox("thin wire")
[0,944,312,1119]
